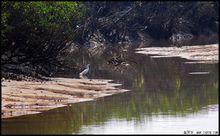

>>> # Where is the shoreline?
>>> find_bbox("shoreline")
[2,44,219,119]
[135,44,219,63]
[1,78,129,119]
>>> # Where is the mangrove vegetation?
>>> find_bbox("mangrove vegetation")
[1,1,219,79]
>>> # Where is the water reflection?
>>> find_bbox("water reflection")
[2,48,218,134]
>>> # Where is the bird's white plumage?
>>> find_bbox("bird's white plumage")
[79,64,90,76]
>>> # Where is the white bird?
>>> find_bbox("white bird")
[79,64,90,76]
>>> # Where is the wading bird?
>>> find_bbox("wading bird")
[79,64,90,77]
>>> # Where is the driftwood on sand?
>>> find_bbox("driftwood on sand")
[1,78,129,119]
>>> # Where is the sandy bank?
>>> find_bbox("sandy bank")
[1,78,129,119]
[135,44,219,63]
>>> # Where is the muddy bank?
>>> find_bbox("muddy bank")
[1,78,129,119]
[135,44,219,63]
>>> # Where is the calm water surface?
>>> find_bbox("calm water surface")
[2,48,219,134]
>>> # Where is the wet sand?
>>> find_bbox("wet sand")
[1,78,129,119]
[2,44,218,119]
[135,44,219,63]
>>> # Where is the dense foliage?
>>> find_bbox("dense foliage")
[1,1,86,77]
[1,1,219,78]
[81,1,219,44]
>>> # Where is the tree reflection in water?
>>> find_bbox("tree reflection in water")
[2,48,218,134]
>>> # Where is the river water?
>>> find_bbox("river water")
[2,47,219,134]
